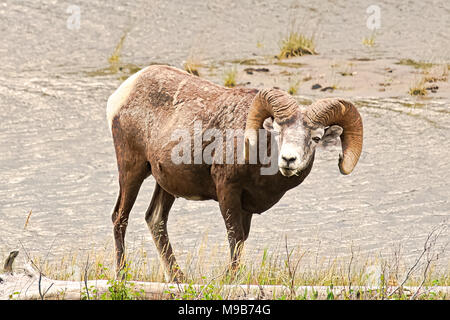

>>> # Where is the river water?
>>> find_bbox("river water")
[0,0,449,270]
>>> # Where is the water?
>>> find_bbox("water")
[0,0,449,269]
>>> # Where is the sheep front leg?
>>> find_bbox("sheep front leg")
[217,186,253,272]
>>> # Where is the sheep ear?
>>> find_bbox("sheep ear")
[320,125,343,147]
[262,117,274,131]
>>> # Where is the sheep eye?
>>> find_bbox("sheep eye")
[312,137,321,143]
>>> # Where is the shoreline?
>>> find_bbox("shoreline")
[189,55,450,101]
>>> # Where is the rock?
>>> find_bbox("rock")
[244,67,269,74]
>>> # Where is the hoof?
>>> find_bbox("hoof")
[167,269,186,284]
[170,274,186,284]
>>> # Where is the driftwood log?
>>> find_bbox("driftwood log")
[1,251,448,300]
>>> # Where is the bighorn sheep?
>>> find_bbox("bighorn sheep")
[106,65,363,281]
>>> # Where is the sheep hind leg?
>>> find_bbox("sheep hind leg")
[145,183,184,282]
[111,162,149,279]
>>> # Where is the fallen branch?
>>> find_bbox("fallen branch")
[1,251,448,300]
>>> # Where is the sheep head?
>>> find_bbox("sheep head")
[244,89,363,176]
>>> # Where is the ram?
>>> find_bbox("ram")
[106,65,363,281]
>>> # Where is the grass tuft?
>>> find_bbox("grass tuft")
[108,32,128,66]
[408,79,428,96]
[85,30,142,80]
[362,33,376,47]
[422,65,448,83]
[223,68,238,88]
[278,31,317,59]
[397,59,434,69]
[183,56,203,76]
[288,79,300,95]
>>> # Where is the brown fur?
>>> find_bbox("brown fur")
[108,65,361,281]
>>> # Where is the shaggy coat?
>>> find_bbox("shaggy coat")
[107,65,363,281]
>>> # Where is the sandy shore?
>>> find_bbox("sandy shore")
[195,55,449,101]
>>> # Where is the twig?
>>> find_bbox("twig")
[388,223,447,298]
[194,266,229,300]
[347,243,354,295]
[83,254,91,300]
[284,235,304,299]
[411,224,448,300]
[38,272,43,300]
[24,210,33,230]
[19,240,40,273]
[18,240,56,300]
[38,272,54,300]
[257,282,266,300]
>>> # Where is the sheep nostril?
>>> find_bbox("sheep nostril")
[282,156,297,164]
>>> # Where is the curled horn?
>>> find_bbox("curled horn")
[244,88,298,161]
[306,99,363,175]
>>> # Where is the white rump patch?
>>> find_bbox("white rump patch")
[106,66,149,132]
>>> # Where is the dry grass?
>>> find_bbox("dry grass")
[183,63,200,76]
[406,64,447,96]
[339,62,356,76]
[397,59,434,69]
[287,79,300,95]
[85,31,141,80]
[108,33,127,66]
[223,67,238,88]
[362,33,376,47]
[22,234,449,300]
[422,65,448,83]
[278,31,317,59]
[183,55,203,76]
[408,79,428,96]
[10,211,449,300]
